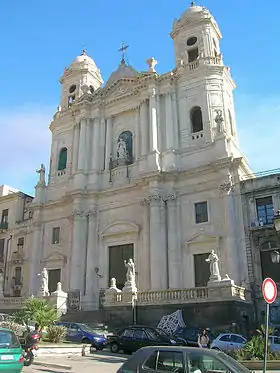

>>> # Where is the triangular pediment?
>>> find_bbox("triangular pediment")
[185,232,221,245]
[44,251,67,263]
[100,220,139,237]
[104,79,139,99]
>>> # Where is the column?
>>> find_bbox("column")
[149,90,158,151]
[140,100,149,155]
[85,209,98,303]
[167,196,181,288]
[78,118,87,170]
[165,93,174,150]
[100,118,106,170]
[72,123,80,173]
[105,117,112,170]
[140,201,151,289]
[134,107,140,159]
[171,92,179,149]
[149,195,167,289]
[29,224,42,295]
[92,118,100,170]
[70,210,87,292]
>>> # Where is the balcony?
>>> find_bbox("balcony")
[0,222,8,231]
[11,252,24,263]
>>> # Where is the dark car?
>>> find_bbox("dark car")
[108,325,186,354]
[117,345,250,373]
[56,322,107,350]
[174,327,216,347]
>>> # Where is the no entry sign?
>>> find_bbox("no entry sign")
[262,278,277,304]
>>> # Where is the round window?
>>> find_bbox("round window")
[69,84,76,94]
[89,85,95,94]
[187,36,197,46]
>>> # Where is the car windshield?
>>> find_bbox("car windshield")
[217,351,250,373]
[76,324,98,335]
[0,330,20,349]
[156,328,169,336]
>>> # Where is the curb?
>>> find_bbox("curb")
[33,361,72,370]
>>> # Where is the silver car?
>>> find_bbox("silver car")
[210,333,247,352]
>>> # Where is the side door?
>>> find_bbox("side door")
[228,335,246,351]
[131,329,149,351]
[67,324,83,343]
[216,334,230,351]
[118,328,135,352]
[187,351,233,373]
[141,349,184,373]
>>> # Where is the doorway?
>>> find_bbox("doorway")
[48,269,61,293]
[109,244,134,289]
[194,253,211,287]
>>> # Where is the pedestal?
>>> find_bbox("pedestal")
[48,282,68,317]
[122,281,137,304]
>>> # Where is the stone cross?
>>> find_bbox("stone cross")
[118,42,129,64]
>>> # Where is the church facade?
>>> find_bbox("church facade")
[29,3,253,310]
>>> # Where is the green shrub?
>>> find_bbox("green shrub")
[0,321,25,337]
[234,334,280,361]
[45,325,66,343]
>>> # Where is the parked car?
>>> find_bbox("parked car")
[56,322,107,350]
[210,333,247,352]
[0,327,24,372]
[108,325,186,354]
[117,345,250,373]
[269,335,280,352]
[174,327,216,347]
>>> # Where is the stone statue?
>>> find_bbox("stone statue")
[117,137,127,159]
[40,268,49,296]
[215,109,225,133]
[124,258,135,285]
[0,271,4,297]
[206,250,221,282]
[36,164,46,185]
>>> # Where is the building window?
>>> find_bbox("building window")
[17,238,24,247]
[52,227,60,244]
[14,267,22,286]
[1,209,8,224]
[195,201,208,224]
[0,239,4,263]
[187,36,197,46]
[256,196,274,225]
[190,107,203,133]
[58,148,67,170]
[188,48,199,62]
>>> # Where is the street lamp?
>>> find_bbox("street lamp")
[271,250,280,264]
[274,210,280,233]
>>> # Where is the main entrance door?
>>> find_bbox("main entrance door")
[194,253,210,287]
[48,269,61,293]
[109,244,134,289]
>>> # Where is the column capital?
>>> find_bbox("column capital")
[87,209,97,220]
[164,193,177,203]
[218,180,234,195]
[141,193,165,206]
[71,210,86,220]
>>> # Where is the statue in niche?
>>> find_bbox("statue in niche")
[40,268,49,296]
[206,250,221,281]
[124,258,136,285]
[117,137,127,159]
[215,109,225,133]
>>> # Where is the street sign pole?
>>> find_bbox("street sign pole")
[262,278,277,373]
[263,302,270,373]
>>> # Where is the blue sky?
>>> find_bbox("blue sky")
[0,0,280,196]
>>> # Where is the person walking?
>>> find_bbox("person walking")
[197,329,209,348]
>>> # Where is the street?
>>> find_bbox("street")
[22,351,126,373]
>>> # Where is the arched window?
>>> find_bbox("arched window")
[228,110,234,136]
[58,148,67,170]
[190,107,203,133]
[117,131,133,163]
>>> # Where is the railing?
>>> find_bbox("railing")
[188,56,222,72]
[11,252,24,262]
[137,287,209,304]
[0,222,8,230]
[109,156,134,170]
[192,131,204,140]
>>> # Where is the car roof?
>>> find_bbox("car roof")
[139,346,220,354]
[218,333,245,337]
[0,327,14,332]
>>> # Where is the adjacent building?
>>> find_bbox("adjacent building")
[0,185,33,297]
[27,1,254,318]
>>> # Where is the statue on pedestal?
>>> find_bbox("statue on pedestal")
[117,137,127,159]
[206,250,221,282]
[124,258,136,286]
[36,164,46,185]
[40,268,49,296]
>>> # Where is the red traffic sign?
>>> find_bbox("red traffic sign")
[262,278,277,304]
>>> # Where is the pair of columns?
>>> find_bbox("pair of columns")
[141,193,182,290]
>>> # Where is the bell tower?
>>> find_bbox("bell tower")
[59,50,103,111]
[170,2,239,154]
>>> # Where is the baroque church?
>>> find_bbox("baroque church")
[30,2,253,310]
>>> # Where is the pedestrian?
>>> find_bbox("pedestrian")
[197,329,209,348]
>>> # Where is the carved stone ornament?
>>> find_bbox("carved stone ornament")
[218,175,234,194]
[215,109,225,133]
[141,193,177,206]
[71,210,85,218]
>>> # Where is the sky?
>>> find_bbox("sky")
[0,0,280,196]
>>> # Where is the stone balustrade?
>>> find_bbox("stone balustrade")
[104,283,251,307]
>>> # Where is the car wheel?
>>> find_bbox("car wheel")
[82,338,91,344]
[110,342,119,353]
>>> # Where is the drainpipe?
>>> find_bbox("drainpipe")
[3,235,13,294]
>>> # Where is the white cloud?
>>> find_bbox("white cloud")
[0,105,53,195]
[235,93,280,173]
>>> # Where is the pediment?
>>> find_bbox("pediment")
[185,232,221,246]
[104,79,139,99]
[44,251,67,263]
[100,220,139,237]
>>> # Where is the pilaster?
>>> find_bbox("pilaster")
[92,118,101,171]
[165,93,174,150]
[134,106,140,160]
[105,117,113,170]
[140,199,151,290]
[72,122,80,173]
[140,100,149,156]
[77,118,87,170]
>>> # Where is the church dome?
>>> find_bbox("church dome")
[70,50,97,69]
[106,61,138,86]
[180,2,208,19]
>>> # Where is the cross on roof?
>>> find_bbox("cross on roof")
[118,42,129,64]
